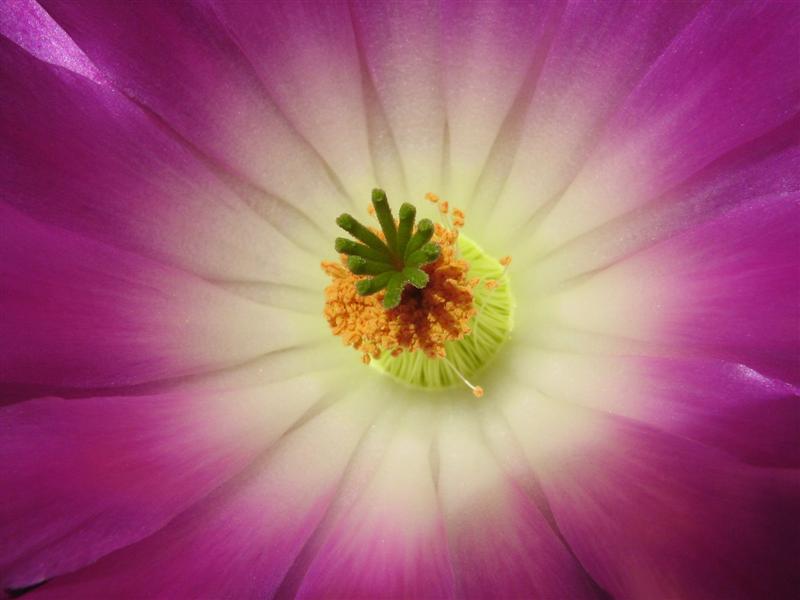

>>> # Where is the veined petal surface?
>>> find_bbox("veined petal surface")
[1,0,797,598]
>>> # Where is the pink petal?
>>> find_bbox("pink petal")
[511,350,800,467]
[0,375,332,589]
[290,404,455,599]
[532,2,799,251]
[39,0,354,221]
[501,391,800,599]
[26,393,383,599]
[0,203,321,390]
[0,35,323,283]
[440,0,560,203]
[350,0,446,202]
[437,407,598,598]
[209,0,375,204]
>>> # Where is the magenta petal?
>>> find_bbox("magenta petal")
[24,396,380,599]
[208,0,374,203]
[638,357,799,467]
[534,1,799,248]
[0,0,100,80]
[437,410,598,599]
[291,407,455,599]
[0,36,322,282]
[644,196,799,383]
[522,403,799,599]
[0,376,328,589]
[38,0,352,220]
[0,204,316,390]
[514,351,800,468]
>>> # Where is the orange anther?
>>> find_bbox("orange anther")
[472,386,484,398]
[425,192,439,203]
[321,207,475,361]
[500,255,512,267]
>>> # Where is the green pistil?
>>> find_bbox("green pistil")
[335,189,440,309]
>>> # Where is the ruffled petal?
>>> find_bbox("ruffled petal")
[0,374,335,589]
[39,0,353,220]
[26,391,384,599]
[437,405,599,598]
[0,204,321,390]
[0,35,323,283]
[500,387,800,599]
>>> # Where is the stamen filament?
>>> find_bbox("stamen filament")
[473,257,512,337]
[443,356,484,397]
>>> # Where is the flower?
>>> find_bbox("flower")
[1,0,798,598]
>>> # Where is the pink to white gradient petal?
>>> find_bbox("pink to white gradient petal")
[537,196,799,383]
[0,0,797,598]
[0,33,327,283]
[509,349,799,468]
[469,0,704,250]
[209,0,375,206]
[0,203,320,392]
[0,374,337,589]
[522,2,799,255]
[25,392,384,599]
[37,0,355,225]
[437,406,598,598]
[290,402,454,599]
[498,386,799,599]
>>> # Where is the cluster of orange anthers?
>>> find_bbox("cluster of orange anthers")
[322,197,477,365]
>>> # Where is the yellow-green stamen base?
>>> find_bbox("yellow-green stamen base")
[372,235,514,389]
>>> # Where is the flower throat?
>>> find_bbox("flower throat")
[322,189,514,396]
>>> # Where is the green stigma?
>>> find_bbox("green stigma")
[335,189,440,309]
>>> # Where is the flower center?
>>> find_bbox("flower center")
[322,190,514,395]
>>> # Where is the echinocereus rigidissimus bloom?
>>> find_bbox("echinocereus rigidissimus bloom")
[1,1,798,598]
